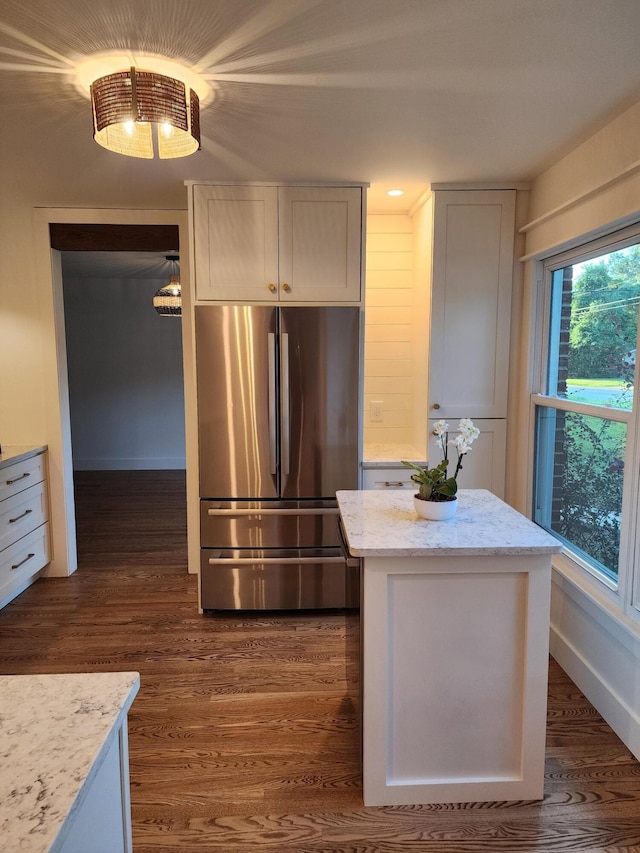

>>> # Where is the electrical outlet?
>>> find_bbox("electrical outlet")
[370,400,384,422]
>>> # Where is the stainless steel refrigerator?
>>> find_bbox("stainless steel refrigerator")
[195,304,360,610]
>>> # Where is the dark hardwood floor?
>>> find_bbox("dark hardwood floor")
[1,471,640,851]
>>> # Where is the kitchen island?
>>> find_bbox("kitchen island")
[0,671,139,852]
[337,488,562,807]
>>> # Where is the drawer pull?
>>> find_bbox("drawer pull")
[6,472,30,486]
[9,509,32,524]
[11,553,35,571]
[383,481,405,487]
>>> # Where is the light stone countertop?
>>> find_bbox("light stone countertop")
[0,671,140,853]
[362,443,427,467]
[0,445,47,471]
[337,488,563,557]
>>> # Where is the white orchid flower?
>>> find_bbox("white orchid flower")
[458,418,480,442]
[449,434,473,454]
[433,419,449,436]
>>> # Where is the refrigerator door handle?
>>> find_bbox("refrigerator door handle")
[208,556,346,565]
[268,332,277,475]
[281,331,290,476]
[207,507,339,517]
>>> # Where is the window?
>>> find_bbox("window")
[532,229,640,599]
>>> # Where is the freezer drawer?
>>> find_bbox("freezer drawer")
[200,499,341,548]
[200,547,359,610]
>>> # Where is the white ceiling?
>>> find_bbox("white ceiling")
[2,0,640,219]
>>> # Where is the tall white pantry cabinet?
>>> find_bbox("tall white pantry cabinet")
[418,189,516,498]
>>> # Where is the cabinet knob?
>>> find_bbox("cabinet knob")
[432,403,441,410]
[267,283,277,293]
[282,283,291,293]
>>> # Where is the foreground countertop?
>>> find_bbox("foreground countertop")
[0,445,47,471]
[337,489,562,557]
[0,671,140,853]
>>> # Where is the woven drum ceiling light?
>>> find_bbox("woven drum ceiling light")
[75,53,212,159]
[91,68,199,159]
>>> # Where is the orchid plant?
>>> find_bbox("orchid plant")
[402,418,480,501]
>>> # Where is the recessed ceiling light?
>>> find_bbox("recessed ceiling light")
[387,189,405,197]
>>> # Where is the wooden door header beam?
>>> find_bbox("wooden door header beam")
[49,223,180,252]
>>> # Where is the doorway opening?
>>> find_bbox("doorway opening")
[47,220,190,573]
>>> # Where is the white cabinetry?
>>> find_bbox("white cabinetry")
[336,489,561,807]
[411,189,516,497]
[0,449,50,609]
[57,724,133,853]
[192,184,363,303]
[361,467,415,490]
[428,417,508,499]
[428,190,515,419]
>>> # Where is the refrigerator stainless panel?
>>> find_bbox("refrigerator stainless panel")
[201,499,341,548]
[280,307,360,498]
[200,547,359,610]
[195,306,278,498]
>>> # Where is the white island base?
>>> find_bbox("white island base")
[337,489,561,807]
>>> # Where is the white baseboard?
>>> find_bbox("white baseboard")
[550,623,640,761]
[73,458,186,471]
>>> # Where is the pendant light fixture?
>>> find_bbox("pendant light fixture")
[153,255,181,317]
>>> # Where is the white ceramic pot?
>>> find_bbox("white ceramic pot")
[413,494,458,521]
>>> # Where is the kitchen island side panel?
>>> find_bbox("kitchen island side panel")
[362,552,552,806]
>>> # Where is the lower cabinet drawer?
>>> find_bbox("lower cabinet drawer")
[0,522,50,594]
[0,482,48,552]
[361,468,416,490]
[0,453,46,503]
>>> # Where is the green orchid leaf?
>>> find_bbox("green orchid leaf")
[436,478,458,497]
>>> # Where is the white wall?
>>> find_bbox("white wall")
[63,274,186,470]
[518,98,640,762]
[364,213,427,451]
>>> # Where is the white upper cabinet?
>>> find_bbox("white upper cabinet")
[192,184,363,303]
[428,190,516,419]
[193,185,279,303]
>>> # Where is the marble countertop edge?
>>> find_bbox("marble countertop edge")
[0,671,140,853]
[337,489,563,557]
[0,445,48,470]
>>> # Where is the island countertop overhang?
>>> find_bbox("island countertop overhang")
[337,488,563,557]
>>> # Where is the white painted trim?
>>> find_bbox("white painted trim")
[431,181,531,191]
[519,159,640,235]
[33,207,192,578]
[549,562,640,761]
[184,180,370,188]
[550,618,640,761]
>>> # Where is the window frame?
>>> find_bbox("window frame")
[531,222,640,618]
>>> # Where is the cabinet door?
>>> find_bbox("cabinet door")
[278,187,362,302]
[428,418,506,499]
[194,185,279,301]
[429,190,515,419]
